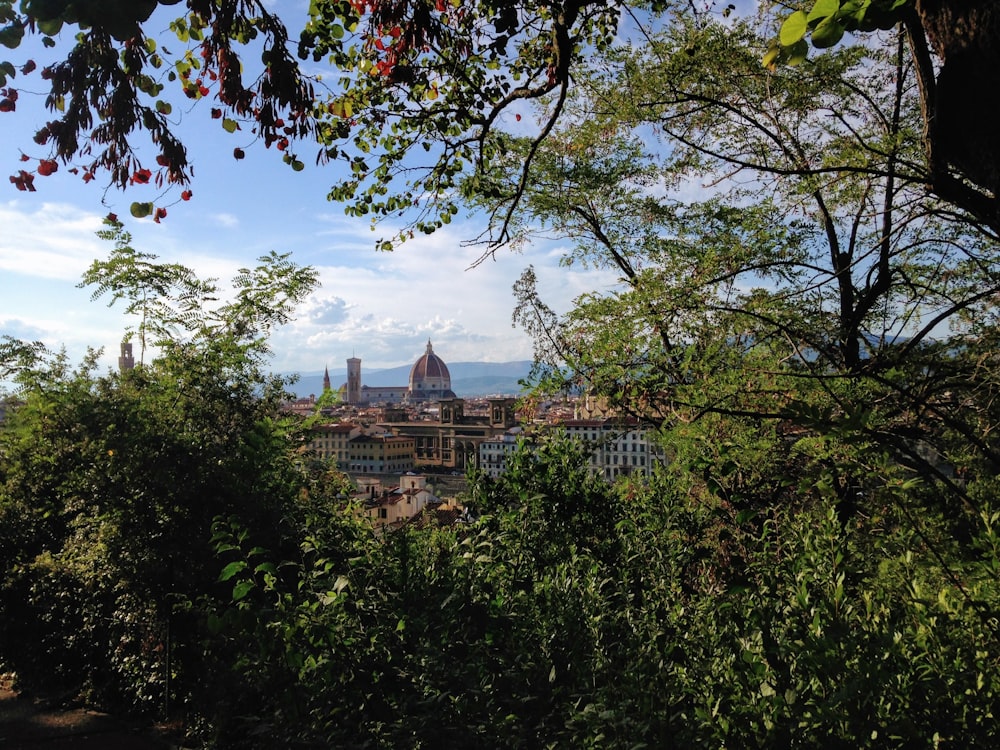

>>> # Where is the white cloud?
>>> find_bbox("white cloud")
[263,217,623,374]
[1,190,621,378]
[213,213,240,228]
[0,317,47,341]
[0,202,106,280]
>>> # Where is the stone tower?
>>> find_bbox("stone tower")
[118,342,134,372]
[346,356,362,405]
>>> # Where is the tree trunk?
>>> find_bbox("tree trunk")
[917,0,1000,200]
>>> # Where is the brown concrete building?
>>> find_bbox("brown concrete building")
[307,422,362,469]
[377,396,517,471]
[348,433,416,474]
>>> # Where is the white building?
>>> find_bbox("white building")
[478,428,523,479]
[477,419,664,481]
[356,473,440,527]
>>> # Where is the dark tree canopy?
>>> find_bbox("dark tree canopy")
[2,0,996,237]
[1,0,317,216]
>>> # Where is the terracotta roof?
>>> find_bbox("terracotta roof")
[409,339,451,383]
[404,503,465,529]
[315,423,359,433]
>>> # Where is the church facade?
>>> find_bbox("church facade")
[325,340,458,405]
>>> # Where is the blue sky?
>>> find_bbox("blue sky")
[0,1,623,380]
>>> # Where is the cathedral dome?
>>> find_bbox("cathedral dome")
[409,340,452,397]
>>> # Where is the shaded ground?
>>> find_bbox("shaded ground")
[0,676,182,749]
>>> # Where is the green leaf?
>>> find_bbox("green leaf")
[130,201,154,218]
[232,580,254,601]
[786,39,810,66]
[219,560,247,581]
[0,23,24,49]
[807,0,841,23]
[811,16,846,48]
[762,43,782,70]
[36,19,63,37]
[779,11,808,47]
[222,118,238,133]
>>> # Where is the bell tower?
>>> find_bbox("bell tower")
[346,357,362,404]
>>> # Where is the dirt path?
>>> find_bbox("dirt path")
[0,677,180,749]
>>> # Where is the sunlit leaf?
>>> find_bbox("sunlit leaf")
[807,0,841,23]
[779,11,809,47]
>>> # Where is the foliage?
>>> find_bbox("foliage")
[767,0,911,65]
[188,436,1000,748]
[314,385,341,411]
[767,0,1000,232]
[4,4,1000,748]
[4,2,997,240]
[495,16,1000,519]
[0,229,320,724]
[3,228,1000,746]
[80,217,317,369]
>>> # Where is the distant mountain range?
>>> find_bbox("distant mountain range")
[285,361,535,399]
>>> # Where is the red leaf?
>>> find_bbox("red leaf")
[11,170,36,191]
[181,189,192,201]
[154,207,167,223]
[233,147,245,160]
[37,159,58,176]
[131,168,152,185]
